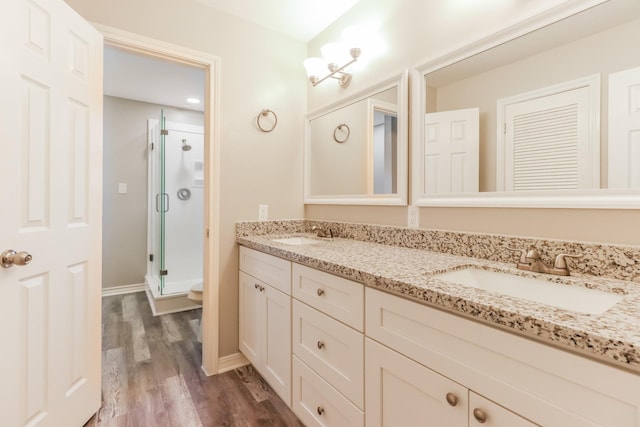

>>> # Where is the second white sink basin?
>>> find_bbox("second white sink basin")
[271,236,322,245]
[433,267,623,315]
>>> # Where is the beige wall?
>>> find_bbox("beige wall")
[66,0,306,356]
[102,96,203,289]
[305,0,640,246]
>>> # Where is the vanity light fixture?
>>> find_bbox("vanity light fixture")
[186,97,201,105]
[304,26,365,88]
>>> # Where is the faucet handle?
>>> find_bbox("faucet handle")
[553,253,583,269]
[506,247,527,263]
[525,247,542,260]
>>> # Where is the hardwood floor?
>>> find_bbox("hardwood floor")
[85,292,303,427]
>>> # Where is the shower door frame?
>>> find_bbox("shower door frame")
[99,24,221,375]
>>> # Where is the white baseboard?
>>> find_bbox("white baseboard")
[102,283,146,297]
[217,352,250,374]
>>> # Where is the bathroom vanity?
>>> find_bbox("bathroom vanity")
[237,223,640,427]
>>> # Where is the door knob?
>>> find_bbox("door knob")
[1,249,33,268]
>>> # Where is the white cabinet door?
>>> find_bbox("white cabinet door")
[0,0,103,425]
[469,392,538,427]
[365,338,467,427]
[239,270,291,406]
[239,271,264,367]
[263,283,291,405]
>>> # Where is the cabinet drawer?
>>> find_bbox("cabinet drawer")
[293,300,363,409]
[292,263,363,330]
[365,287,640,427]
[239,246,291,294]
[292,356,364,427]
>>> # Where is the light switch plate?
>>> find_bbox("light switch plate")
[408,205,419,228]
[258,204,268,221]
[118,183,127,194]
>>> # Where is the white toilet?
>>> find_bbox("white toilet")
[187,282,203,342]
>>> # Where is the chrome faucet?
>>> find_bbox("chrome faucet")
[311,225,333,238]
[507,247,583,276]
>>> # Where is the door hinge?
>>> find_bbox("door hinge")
[149,254,154,262]
[503,123,507,134]
[161,129,169,135]
[206,229,209,238]
[151,142,154,150]
[160,269,168,276]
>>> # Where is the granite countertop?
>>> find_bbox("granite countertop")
[237,233,640,373]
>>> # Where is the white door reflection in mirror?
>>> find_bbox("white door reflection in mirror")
[609,66,640,188]
[424,108,479,194]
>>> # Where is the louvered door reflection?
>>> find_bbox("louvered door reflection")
[501,85,598,191]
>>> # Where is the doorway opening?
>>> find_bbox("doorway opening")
[99,25,221,374]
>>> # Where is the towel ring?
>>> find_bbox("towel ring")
[257,109,277,132]
[333,124,350,143]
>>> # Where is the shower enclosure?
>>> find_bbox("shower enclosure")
[146,109,204,302]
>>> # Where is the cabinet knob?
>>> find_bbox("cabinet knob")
[317,341,325,350]
[473,408,487,423]
[254,283,259,289]
[260,286,265,292]
[316,406,325,416]
[445,392,458,407]
[316,288,325,296]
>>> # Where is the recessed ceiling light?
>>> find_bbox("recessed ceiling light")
[186,97,201,104]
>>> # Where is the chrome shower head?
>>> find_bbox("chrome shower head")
[181,138,192,151]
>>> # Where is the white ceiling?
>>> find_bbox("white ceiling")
[103,46,205,112]
[192,0,360,41]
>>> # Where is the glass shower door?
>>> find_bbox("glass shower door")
[159,109,168,294]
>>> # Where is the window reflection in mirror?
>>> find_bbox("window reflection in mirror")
[422,0,640,194]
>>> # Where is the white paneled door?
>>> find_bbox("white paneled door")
[0,0,103,426]
[609,66,640,189]
[424,108,479,194]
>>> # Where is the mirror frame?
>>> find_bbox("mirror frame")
[411,0,640,209]
[304,70,408,205]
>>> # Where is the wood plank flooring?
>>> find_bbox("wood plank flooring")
[85,292,303,427]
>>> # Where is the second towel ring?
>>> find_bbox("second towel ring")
[333,124,350,143]
[257,109,278,132]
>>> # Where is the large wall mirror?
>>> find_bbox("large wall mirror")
[305,71,408,205]
[412,0,640,208]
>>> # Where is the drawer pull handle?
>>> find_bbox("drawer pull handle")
[445,392,458,407]
[316,288,325,296]
[473,408,487,423]
[317,406,325,416]
[317,341,325,350]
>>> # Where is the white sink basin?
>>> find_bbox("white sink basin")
[433,267,623,315]
[271,236,322,245]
